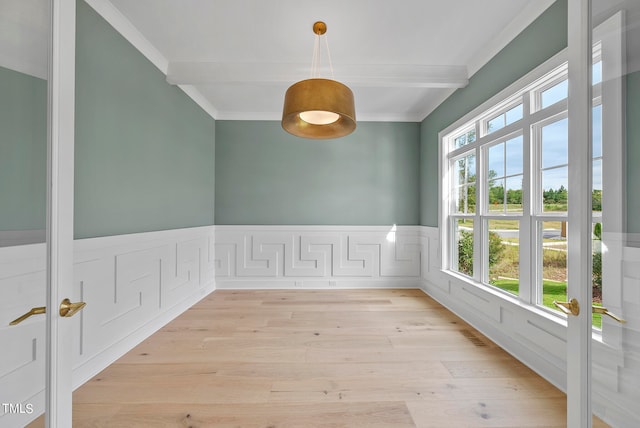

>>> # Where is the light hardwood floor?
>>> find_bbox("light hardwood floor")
[31,289,609,427]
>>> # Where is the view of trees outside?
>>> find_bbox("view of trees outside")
[456,215,603,327]
[455,218,474,276]
[488,135,524,214]
[452,75,604,327]
[454,154,476,214]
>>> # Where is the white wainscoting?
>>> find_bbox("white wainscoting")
[214,225,422,289]
[0,244,47,427]
[0,226,215,427]
[4,224,638,426]
[72,226,216,386]
[419,225,640,427]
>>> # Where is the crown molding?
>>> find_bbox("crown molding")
[84,0,168,73]
[84,0,218,120]
[176,84,219,119]
[466,0,557,78]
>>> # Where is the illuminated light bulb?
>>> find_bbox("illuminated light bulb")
[299,110,340,125]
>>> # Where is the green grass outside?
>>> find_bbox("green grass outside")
[491,278,602,328]
[544,203,568,212]
[460,219,565,231]
[488,219,520,230]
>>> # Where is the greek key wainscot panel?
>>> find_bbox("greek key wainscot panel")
[214,225,422,289]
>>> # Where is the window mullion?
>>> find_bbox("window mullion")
[520,92,534,304]
[531,109,545,305]
[475,145,484,283]
[502,143,508,212]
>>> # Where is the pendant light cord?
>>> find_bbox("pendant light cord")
[324,34,335,79]
[311,34,320,78]
[310,33,335,80]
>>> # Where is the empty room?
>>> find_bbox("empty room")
[1,0,639,426]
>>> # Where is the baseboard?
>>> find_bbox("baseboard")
[216,278,421,290]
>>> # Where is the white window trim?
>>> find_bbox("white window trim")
[439,49,566,285]
[439,10,625,332]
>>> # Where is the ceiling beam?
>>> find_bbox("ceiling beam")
[166,62,468,88]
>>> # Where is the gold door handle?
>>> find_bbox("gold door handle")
[59,298,86,318]
[9,307,46,326]
[553,298,580,316]
[593,306,626,323]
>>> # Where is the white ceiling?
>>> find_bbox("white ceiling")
[99,0,558,122]
[1,0,558,122]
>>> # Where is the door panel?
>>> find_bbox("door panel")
[568,0,640,426]
[44,0,77,425]
[566,0,594,424]
[590,0,640,426]
[0,1,76,426]
[0,1,50,426]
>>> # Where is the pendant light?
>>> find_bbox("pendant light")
[282,21,356,139]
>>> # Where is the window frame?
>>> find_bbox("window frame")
[441,51,568,298]
[440,8,624,333]
[439,41,619,321]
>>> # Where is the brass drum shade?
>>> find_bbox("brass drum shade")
[282,78,356,139]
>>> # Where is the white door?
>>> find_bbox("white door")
[565,1,594,425]
[0,1,76,427]
[567,0,640,426]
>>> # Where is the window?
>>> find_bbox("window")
[453,153,476,214]
[454,127,477,149]
[441,52,609,327]
[487,135,524,213]
[540,80,568,109]
[486,103,523,134]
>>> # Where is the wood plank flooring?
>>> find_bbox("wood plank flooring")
[30,289,609,427]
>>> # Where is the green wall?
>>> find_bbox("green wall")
[8,0,633,237]
[74,1,216,239]
[215,121,420,225]
[0,66,47,233]
[627,71,640,233]
[419,0,568,226]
